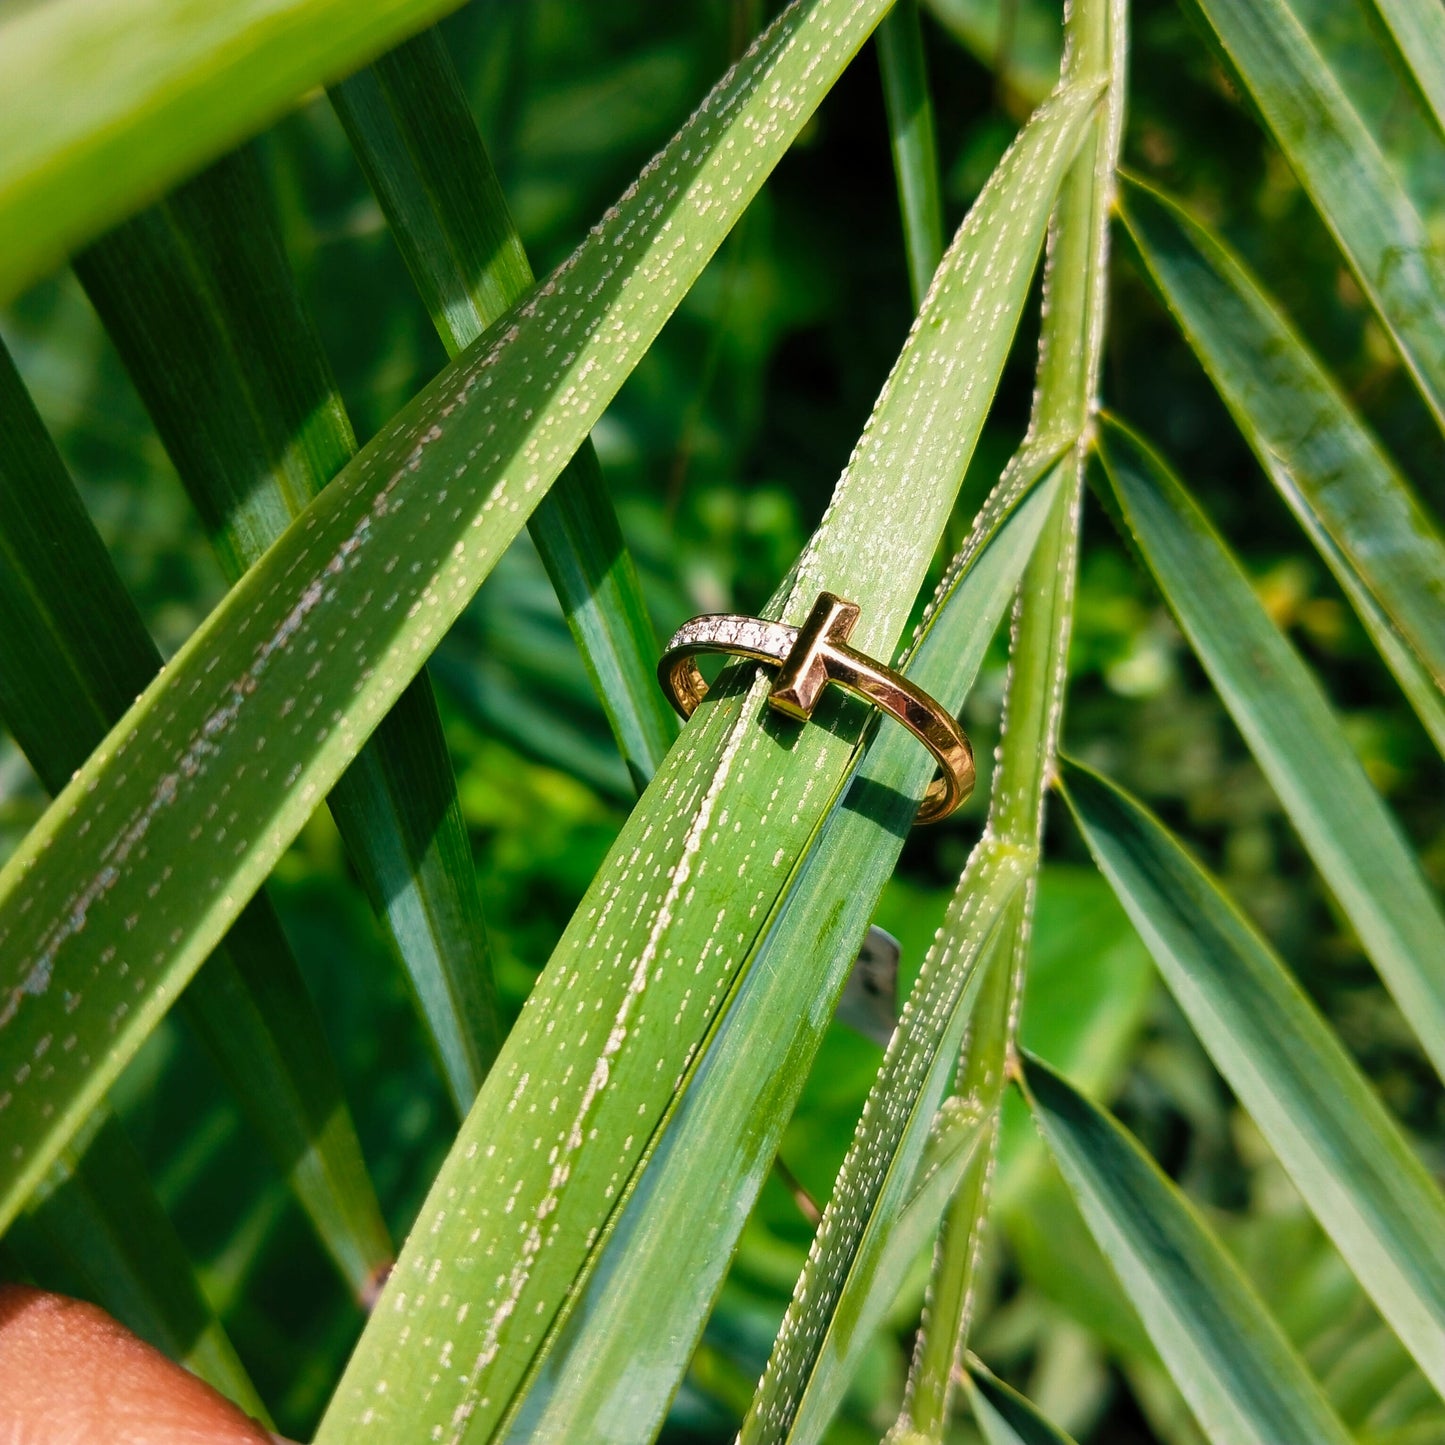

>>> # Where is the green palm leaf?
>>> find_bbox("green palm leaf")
[1022,1055,1355,1445]
[12,1108,267,1416]
[1094,415,1445,1084]
[1372,0,1445,135]
[901,0,1125,1425]
[0,0,904,1234]
[1118,176,1445,750]
[503,451,1065,1445]
[1189,0,1445,429]
[876,0,945,309]
[0,336,390,1298]
[962,1358,1080,1445]
[75,141,502,1114]
[3,4,1437,1440]
[316,71,1103,1442]
[1061,758,1445,1399]
[331,30,676,789]
[741,839,1030,1445]
[0,0,470,301]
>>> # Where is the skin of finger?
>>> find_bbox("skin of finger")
[0,1285,275,1444]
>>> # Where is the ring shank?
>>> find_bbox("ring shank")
[659,625,797,720]
[656,611,974,825]
[824,644,974,824]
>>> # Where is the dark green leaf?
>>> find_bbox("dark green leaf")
[1118,177,1445,750]
[75,142,502,1114]
[503,452,1065,1445]
[741,838,1031,1445]
[1373,0,1445,136]
[962,1357,1081,1445]
[0,0,909,1243]
[12,1107,267,1417]
[331,29,676,789]
[1061,759,1445,1399]
[0,336,390,1298]
[900,0,1126,1424]
[876,0,945,309]
[1023,1055,1354,1445]
[1189,0,1445,429]
[1095,415,1445,1084]
[316,69,1101,1442]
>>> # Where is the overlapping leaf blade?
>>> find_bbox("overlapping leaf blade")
[316,70,1103,1443]
[1095,415,1445,1084]
[0,0,470,302]
[1062,759,1445,1398]
[741,840,1031,1445]
[920,0,1061,104]
[962,1359,1080,1445]
[876,0,945,309]
[899,0,1125,1427]
[12,1109,267,1416]
[902,478,1078,1437]
[0,336,390,1298]
[75,141,502,1116]
[507,454,1065,1445]
[1190,0,1445,429]
[331,31,675,788]
[1373,0,1445,135]
[1022,1056,1355,1445]
[1118,177,1445,749]
[0,0,906,1235]
[6,7,1432,1442]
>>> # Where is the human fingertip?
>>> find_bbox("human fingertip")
[0,1283,275,1444]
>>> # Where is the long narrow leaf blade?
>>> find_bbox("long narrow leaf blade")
[504,454,1065,1445]
[962,1359,1080,1445]
[330,29,675,790]
[876,0,945,309]
[742,840,1033,1445]
[903,480,1078,1434]
[1061,759,1445,1399]
[1118,177,1445,745]
[12,1108,267,1417]
[0,337,390,1297]
[1095,416,1445,1084]
[901,0,1126,1426]
[1189,0,1445,428]
[0,0,470,302]
[1372,0,1445,136]
[316,72,1103,1443]
[1022,1056,1355,1445]
[75,142,502,1114]
[0,0,909,1241]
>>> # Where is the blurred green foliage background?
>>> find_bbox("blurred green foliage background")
[2,1,1440,1439]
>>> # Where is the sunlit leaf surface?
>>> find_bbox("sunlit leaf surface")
[0,0,471,300]
[332,31,676,789]
[317,70,1102,1443]
[0,0,903,1236]
[1190,0,1445,428]
[507,456,1065,1445]
[1119,177,1445,751]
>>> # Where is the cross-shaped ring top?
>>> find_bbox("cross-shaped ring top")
[657,591,975,824]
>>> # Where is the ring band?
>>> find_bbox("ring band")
[657,591,975,824]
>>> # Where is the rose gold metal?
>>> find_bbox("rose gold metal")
[657,591,975,824]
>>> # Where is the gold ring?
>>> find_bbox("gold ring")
[657,591,975,824]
